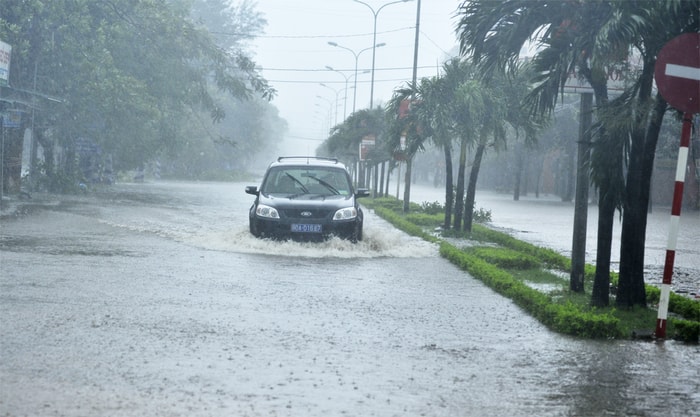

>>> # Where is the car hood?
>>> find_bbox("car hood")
[259,193,355,209]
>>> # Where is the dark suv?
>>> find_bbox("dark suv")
[245,157,370,242]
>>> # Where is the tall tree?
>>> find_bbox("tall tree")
[455,0,699,307]
[385,84,431,212]
[417,74,457,229]
[459,81,505,233]
[319,107,385,171]
[0,0,273,187]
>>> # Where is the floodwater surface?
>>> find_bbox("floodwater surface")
[1,181,698,417]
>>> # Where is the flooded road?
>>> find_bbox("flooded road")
[1,181,698,417]
[409,183,700,294]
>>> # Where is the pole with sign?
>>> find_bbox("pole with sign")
[0,40,11,87]
[652,33,700,339]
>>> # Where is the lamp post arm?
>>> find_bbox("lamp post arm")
[352,0,412,108]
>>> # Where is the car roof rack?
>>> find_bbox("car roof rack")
[277,156,339,164]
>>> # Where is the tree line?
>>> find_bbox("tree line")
[0,0,285,190]
[318,0,699,309]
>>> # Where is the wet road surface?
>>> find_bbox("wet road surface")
[1,181,698,417]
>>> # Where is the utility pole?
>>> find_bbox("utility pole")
[402,0,421,213]
[570,92,592,293]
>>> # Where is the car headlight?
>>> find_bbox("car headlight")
[255,204,279,219]
[333,207,357,221]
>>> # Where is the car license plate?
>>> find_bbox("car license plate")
[291,223,322,233]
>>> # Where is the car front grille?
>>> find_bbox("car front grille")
[281,208,333,219]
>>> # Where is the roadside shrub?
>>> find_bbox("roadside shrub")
[420,201,444,215]
[405,212,443,227]
[439,242,623,339]
[368,194,696,341]
[546,303,621,339]
[467,247,540,270]
[373,207,439,243]
[670,319,700,343]
[364,197,422,213]
[471,224,569,269]
[472,206,492,223]
[671,297,700,321]
[646,286,700,321]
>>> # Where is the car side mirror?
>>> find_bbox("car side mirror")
[245,185,259,196]
[355,188,370,198]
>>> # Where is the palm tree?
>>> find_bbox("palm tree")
[463,66,540,233]
[455,0,699,307]
[424,59,485,231]
[407,74,456,228]
[459,83,504,233]
[385,82,432,213]
[319,108,385,174]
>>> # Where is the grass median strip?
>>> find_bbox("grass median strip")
[363,197,699,342]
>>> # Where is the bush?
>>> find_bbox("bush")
[647,286,700,322]
[472,206,492,223]
[373,207,439,243]
[467,247,540,270]
[670,319,700,343]
[420,201,444,215]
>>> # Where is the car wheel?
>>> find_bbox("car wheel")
[249,219,260,238]
[352,225,363,243]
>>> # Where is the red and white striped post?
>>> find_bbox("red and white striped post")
[655,113,693,339]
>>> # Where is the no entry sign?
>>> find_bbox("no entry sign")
[654,33,700,114]
[653,32,699,339]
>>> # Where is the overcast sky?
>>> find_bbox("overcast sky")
[250,0,463,155]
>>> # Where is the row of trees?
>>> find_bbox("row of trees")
[318,0,699,309]
[1,0,284,190]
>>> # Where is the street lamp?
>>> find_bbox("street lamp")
[352,0,413,108]
[325,66,370,120]
[314,105,330,138]
[319,83,343,125]
[328,41,385,112]
[316,95,334,133]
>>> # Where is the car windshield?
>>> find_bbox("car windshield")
[262,167,351,197]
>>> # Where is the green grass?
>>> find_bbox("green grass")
[362,197,699,343]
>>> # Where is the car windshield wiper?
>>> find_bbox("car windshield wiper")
[285,173,308,193]
[306,175,339,195]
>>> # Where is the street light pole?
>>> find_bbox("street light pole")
[353,0,412,108]
[319,83,342,125]
[326,66,370,120]
[315,96,333,136]
[325,66,349,121]
[327,42,383,112]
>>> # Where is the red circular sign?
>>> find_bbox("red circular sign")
[654,33,700,114]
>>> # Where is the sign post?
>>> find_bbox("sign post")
[652,33,700,339]
[0,40,11,87]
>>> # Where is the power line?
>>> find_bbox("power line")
[284,134,325,142]
[211,27,413,40]
[267,78,417,84]
[260,65,438,73]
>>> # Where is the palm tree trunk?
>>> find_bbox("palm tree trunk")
[443,144,454,229]
[617,95,665,308]
[378,162,385,197]
[453,137,468,230]
[402,156,413,213]
[513,143,524,201]
[591,185,616,307]
[463,142,486,233]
